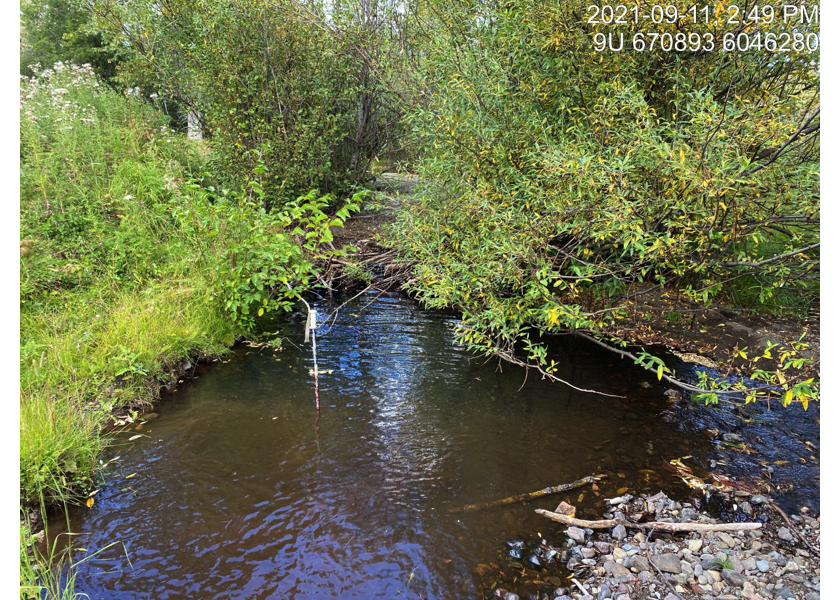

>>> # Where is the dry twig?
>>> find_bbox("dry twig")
[450,475,604,513]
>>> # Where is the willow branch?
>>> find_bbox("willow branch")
[718,243,820,268]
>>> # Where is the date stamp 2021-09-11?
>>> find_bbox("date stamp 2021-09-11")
[586,3,820,53]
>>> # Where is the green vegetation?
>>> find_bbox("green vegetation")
[20,63,357,595]
[19,1,820,594]
[20,0,119,80]
[91,0,410,205]
[20,61,358,500]
[390,0,819,406]
[21,513,128,600]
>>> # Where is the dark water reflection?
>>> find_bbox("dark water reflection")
[64,292,715,598]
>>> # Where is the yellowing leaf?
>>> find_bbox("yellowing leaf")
[125,473,137,479]
[86,497,94,508]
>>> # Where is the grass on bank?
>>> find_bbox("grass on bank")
[19,62,241,597]
[20,61,235,510]
[20,62,358,597]
[21,279,236,506]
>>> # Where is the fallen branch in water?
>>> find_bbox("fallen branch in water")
[449,475,605,513]
[575,332,787,400]
[535,509,762,532]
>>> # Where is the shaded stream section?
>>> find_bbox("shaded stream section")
[57,292,810,598]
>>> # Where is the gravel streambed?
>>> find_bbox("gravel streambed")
[485,491,820,600]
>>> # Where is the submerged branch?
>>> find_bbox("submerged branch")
[449,475,605,513]
[575,332,778,399]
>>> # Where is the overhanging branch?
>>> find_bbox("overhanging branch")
[719,242,820,268]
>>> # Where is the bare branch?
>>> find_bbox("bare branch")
[719,242,820,268]
[740,107,820,177]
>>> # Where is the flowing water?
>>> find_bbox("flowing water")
[54,292,817,598]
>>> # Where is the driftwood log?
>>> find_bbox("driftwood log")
[449,475,604,513]
[536,508,762,533]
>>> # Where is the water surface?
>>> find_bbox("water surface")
[63,292,717,598]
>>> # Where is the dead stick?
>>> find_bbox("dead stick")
[536,509,762,532]
[570,578,588,596]
[768,501,820,555]
[650,559,678,595]
[449,475,604,513]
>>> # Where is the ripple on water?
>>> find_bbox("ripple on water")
[61,292,720,598]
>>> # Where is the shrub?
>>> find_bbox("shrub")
[92,0,408,206]
[392,0,819,406]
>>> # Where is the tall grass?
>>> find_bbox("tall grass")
[19,61,349,598]
[20,62,236,503]
[20,280,237,504]
[19,64,242,596]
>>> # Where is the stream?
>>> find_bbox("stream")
[53,291,818,598]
